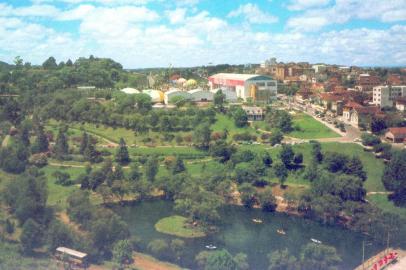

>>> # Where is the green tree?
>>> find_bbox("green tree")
[193,122,211,149]
[214,90,226,110]
[205,249,237,270]
[234,253,249,270]
[274,161,288,187]
[115,138,130,164]
[232,107,248,128]
[279,145,294,167]
[170,239,185,260]
[268,249,298,270]
[293,152,303,165]
[299,243,341,270]
[42,56,58,69]
[148,239,169,258]
[145,156,159,182]
[310,141,323,163]
[269,129,284,146]
[54,127,69,159]
[113,239,133,269]
[67,190,93,226]
[258,186,277,212]
[344,156,367,181]
[238,183,257,208]
[20,219,42,254]
[128,162,142,182]
[46,220,74,251]
[171,156,186,174]
[382,150,406,205]
[33,125,49,153]
[79,132,88,155]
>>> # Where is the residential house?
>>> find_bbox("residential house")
[395,98,406,111]
[385,127,406,143]
[295,87,314,105]
[242,106,265,121]
[342,103,381,128]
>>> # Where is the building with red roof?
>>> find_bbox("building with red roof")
[385,127,406,143]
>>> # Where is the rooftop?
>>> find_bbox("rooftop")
[209,73,273,81]
[56,247,87,259]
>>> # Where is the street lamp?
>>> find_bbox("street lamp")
[362,240,373,270]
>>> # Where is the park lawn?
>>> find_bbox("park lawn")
[241,142,386,192]
[41,166,85,208]
[129,146,207,159]
[367,194,406,217]
[288,113,340,139]
[212,114,258,139]
[155,215,206,238]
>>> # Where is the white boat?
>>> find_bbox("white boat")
[205,244,217,250]
[311,238,322,244]
[252,218,263,224]
[277,229,286,235]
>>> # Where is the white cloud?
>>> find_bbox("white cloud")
[228,3,278,24]
[0,3,60,17]
[0,1,405,68]
[287,0,406,32]
[287,0,331,11]
[165,8,187,24]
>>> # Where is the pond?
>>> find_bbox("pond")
[115,200,383,270]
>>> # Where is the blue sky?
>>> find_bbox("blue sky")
[0,0,405,68]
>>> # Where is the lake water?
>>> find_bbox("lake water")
[116,200,382,270]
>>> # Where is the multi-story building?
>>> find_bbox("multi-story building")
[355,74,381,92]
[372,85,406,108]
[208,73,277,102]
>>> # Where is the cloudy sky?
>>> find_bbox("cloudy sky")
[0,0,405,68]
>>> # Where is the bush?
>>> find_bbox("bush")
[29,153,48,168]
[361,133,381,146]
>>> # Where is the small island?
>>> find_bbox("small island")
[155,215,206,238]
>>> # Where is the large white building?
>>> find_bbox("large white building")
[208,73,277,102]
[372,85,406,108]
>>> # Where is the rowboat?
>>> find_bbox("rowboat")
[205,244,217,250]
[311,238,322,244]
[277,229,286,235]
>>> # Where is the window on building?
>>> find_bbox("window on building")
[256,82,266,87]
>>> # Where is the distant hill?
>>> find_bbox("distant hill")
[0,61,12,70]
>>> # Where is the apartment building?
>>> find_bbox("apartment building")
[372,85,406,108]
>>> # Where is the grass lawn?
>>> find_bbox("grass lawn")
[129,146,207,159]
[155,215,206,238]
[40,166,85,209]
[288,113,339,139]
[211,114,258,139]
[367,194,406,217]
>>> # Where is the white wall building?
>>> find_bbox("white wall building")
[164,89,191,104]
[208,73,277,102]
[372,85,406,108]
[312,64,326,73]
[210,88,238,102]
[188,89,213,102]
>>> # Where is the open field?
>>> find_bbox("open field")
[367,194,406,216]
[288,112,340,139]
[211,114,258,139]
[40,166,86,208]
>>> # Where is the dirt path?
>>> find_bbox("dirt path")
[1,135,10,147]
[367,191,393,195]
[67,126,119,147]
[132,252,181,270]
